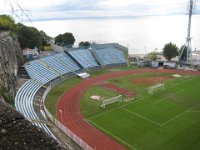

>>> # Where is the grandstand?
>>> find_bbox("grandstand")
[25,52,84,85]
[66,49,99,69]
[95,47,126,65]
[55,53,80,72]
[91,43,128,66]
[15,52,87,138]
[25,60,59,84]
[15,80,54,138]
[42,55,71,75]
[15,44,128,149]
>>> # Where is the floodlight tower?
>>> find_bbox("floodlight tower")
[179,0,195,64]
[186,0,194,64]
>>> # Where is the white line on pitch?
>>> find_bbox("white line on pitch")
[88,94,150,120]
[88,120,138,150]
[161,103,200,126]
[154,90,184,103]
[187,111,200,113]
[121,108,162,126]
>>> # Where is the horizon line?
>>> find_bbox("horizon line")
[22,14,200,22]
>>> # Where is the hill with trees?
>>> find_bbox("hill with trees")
[0,14,52,50]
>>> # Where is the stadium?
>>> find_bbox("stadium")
[15,43,200,150]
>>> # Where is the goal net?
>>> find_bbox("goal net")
[101,95,123,108]
[148,83,164,95]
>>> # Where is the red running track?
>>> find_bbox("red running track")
[56,69,200,150]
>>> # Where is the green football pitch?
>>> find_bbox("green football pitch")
[80,73,200,150]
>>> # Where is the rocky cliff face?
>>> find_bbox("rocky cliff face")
[0,32,65,150]
[0,100,64,150]
[0,31,23,101]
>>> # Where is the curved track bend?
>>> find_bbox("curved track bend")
[57,69,200,150]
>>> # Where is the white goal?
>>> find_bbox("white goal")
[101,95,123,108]
[148,83,165,95]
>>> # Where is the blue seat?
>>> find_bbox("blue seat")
[95,47,126,65]
[15,80,54,137]
[68,49,98,68]
[56,53,80,71]
[25,60,58,84]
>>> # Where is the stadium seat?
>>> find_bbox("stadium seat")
[68,49,99,68]
[15,80,54,137]
[94,47,126,65]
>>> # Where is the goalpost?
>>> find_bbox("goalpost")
[148,83,165,95]
[101,95,123,108]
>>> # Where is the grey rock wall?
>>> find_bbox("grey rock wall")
[0,100,65,150]
[0,31,23,98]
[0,32,65,150]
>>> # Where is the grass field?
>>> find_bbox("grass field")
[45,77,81,116]
[81,73,200,150]
[45,66,137,116]
[45,67,200,150]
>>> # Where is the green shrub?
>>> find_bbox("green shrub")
[0,15,15,31]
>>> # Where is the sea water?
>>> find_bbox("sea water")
[25,15,200,54]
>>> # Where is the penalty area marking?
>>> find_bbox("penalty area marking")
[88,77,199,129]
[88,120,138,150]
[88,92,159,121]
[154,89,184,103]
[121,103,200,127]
[121,108,162,126]
[88,95,148,121]
[88,75,192,121]
[161,103,200,126]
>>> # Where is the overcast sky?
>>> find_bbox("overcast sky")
[0,0,199,21]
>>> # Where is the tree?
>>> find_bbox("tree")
[179,45,187,61]
[40,30,52,46]
[55,32,75,47]
[14,24,42,49]
[163,42,178,61]
[148,52,157,61]
[0,15,15,31]
[79,41,90,49]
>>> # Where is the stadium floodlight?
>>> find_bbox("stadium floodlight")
[101,95,123,108]
[179,0,196,64]
[148,83,165,95]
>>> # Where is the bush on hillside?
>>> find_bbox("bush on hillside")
[0,15,15,31]
[14,24,42,49]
